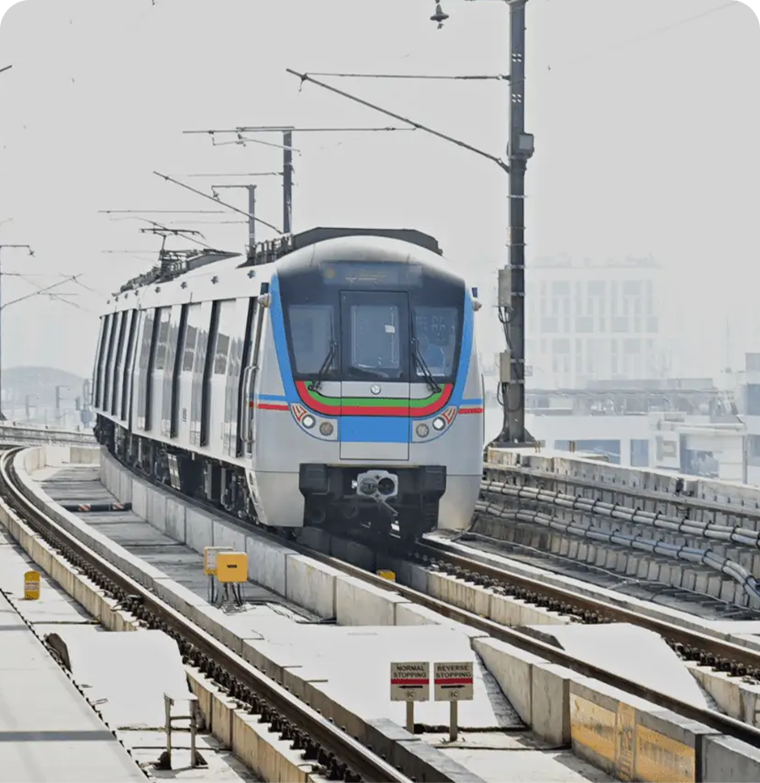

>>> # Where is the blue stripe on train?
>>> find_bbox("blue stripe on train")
[340,416,409,443]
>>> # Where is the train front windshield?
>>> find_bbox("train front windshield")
[279,260,465,385]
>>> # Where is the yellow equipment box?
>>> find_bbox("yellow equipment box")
[216,552,248,583]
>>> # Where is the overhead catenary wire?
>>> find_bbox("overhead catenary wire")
[303,72,510,81]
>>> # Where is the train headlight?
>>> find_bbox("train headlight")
[302,414,316,429]
[319,421,334,436]
[416,423,430,438]
[432,416,446,431]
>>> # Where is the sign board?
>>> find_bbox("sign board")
[24,570,40,600]
[203,546,232,576]
[434,661,474,702]
[390,661,430,702]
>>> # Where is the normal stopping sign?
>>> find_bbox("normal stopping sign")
[434,661,474,702]
[390,661,430,702]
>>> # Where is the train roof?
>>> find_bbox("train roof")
[114,226,442,296]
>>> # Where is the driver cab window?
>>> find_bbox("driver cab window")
[350,304,400,375]
[288,305,335,375]
[414,306,458,377]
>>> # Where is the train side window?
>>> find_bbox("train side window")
[214,334,230,374]
[103,313,120,408]
[145,308,162,431]
[96,314,112,409]
[154,308,171,371]
[121,310,138,420]
[189,302,208,446]
[164,305,181,376]
[93,315,107,408]
[183,324,198,371]
[136,309,155,429]
[214,299,235,376]
[111,311,128,414]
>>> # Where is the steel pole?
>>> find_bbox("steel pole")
[283,130,293,234]
[496,0,534,447]
[247,185,257,258]
[0,247,4,421]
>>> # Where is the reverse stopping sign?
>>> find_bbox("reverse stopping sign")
[434,661,474,702]
[390,661,430,702]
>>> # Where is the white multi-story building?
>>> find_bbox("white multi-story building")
[523,255,674,388]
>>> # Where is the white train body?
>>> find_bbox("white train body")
[93,228,484,538]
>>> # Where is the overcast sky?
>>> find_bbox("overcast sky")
[0,0,758,379]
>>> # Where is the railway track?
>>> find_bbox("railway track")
[0,446,410,783]
[403,537,760,674]
[41,445,760,750]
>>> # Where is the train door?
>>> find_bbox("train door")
[339,290,410,461]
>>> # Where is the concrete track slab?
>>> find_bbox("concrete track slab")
[249,624,523,730]
[36,466,309,612]
[422,733,617,783]
[529,622,712,709]
[48,629,190,730]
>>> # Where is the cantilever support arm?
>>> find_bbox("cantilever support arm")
[153,172,282,234]
[285,69,509,174]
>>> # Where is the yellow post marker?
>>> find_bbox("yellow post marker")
[24,570,40,600]
[377,570,396,582]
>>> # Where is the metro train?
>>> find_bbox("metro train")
[92,227,485,540]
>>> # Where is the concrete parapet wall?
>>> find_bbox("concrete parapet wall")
[487,446,760,530]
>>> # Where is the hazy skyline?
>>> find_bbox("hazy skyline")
[0,0,758,380]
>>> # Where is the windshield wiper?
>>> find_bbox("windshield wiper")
[310,339,338,392]
[411,337,441,394]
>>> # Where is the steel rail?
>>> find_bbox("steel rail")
[91,447,760,746]
[413,538,760,667]
[297,543,760,748]
[0,448,410,783]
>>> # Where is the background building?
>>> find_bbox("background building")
[523,255,675,388]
